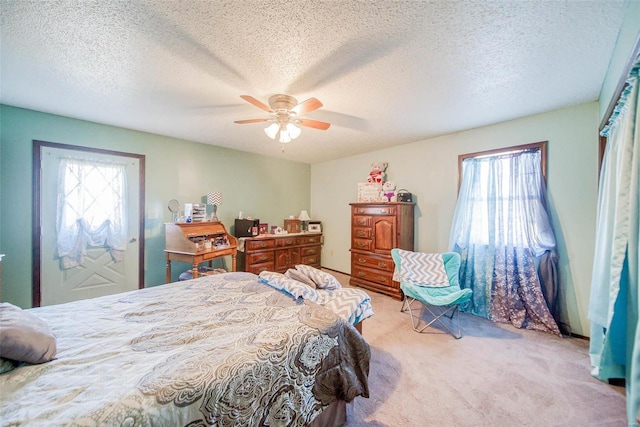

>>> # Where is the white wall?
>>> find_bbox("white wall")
[312,102,599,337]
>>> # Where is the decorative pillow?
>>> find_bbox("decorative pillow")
[294,265,342,290]
[258,271,319,302]
[0,303,57,364]
[284,268,317,289]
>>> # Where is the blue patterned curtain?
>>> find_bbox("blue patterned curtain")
[589,55,639,426]
[449,149,561,336]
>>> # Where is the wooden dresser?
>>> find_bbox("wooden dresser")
[350,202,414,300]
[164,222,238,282]
[237,233,322,274]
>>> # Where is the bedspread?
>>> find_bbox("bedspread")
[0,272,370,426]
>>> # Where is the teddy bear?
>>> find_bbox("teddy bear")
[367,162,388,184]
[381,181,396,202]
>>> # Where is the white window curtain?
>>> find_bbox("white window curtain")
[449,149,561,335]
[589,56,639,426]
[56,157,128,269]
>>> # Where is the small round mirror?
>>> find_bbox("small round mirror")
[167,199,180,213]
[167,199,180,222]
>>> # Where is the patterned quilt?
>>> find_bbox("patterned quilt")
[0,272,370,426]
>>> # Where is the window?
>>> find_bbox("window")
[456,145,546,247]
[56,157,128,268]
[449,141,561,335]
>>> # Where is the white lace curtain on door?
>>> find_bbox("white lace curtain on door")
[56,158,128,269]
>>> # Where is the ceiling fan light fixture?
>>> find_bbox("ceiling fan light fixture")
[264,122,279,139]
[286,122,301,139]
[279,126,293,143]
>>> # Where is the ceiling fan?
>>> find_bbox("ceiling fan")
[234,94,331,145]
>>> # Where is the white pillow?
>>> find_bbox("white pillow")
[0,303,57,364]
[294,265,342,290]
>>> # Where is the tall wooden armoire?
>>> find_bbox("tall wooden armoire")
[349,202,414,300]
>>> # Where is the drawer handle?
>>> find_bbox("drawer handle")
[307,257,316,263]
[260,256,268,261]
[378,262,388,268]
[357,231,366,237]
[378,276,387,282]
[358,271,366,277]
[285,240,293,245]
[357,219,366,225]
[259,243,267,248]
[379,209,389,214]
[358,258,366,263]
[358,242,366,247]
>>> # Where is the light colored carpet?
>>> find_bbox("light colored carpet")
[326,270,627,427]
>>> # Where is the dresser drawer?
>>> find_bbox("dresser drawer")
[247,262,274,275]
[351,253,394,272]
[246,239,275,251]
[300,246,319,256]
[353,216,372,227]
[351,265,393,286]
[353,206,396,216]
[353,227,372,239]
[301,235,322,244]
[352,238,372,251]
[275,237,300,247]
[247,251,274,265]
[301,254,320,265]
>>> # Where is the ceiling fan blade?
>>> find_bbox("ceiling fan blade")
[292,98,323,116]
[298,118,331,130]
[240,95,272,113]
[234,119,269,124]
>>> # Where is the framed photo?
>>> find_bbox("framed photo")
[308,224,321,232]
[259,223,269,235]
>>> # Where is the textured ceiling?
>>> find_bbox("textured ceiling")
[0,0,629,163]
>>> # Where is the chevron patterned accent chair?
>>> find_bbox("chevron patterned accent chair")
[391,249,472,339]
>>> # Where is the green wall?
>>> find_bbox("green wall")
[311,102,599,337]
[599,0,640,123]
[0,105,310,308]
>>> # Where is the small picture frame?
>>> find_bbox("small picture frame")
[259,223,269,235]
[308,224,321,233]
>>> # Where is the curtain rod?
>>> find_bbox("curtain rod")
[599,32,640,132]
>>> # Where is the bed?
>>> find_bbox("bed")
[0,271,371,426]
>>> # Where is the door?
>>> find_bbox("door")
[34,141,145,306]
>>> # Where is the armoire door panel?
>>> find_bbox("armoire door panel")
[372,216,396,253]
